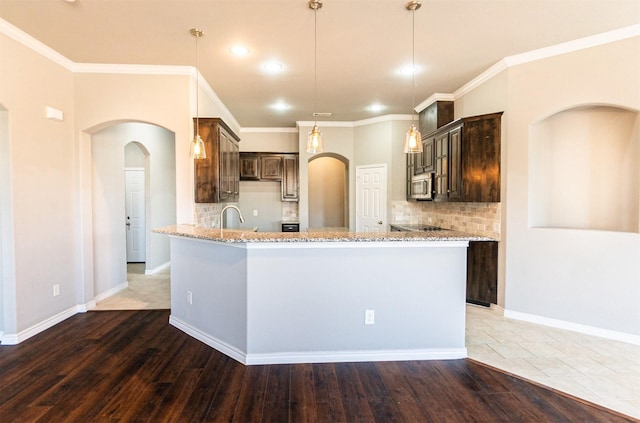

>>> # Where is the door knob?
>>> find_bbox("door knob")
[126,222,131,227]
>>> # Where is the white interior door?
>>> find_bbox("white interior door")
[125,169,145,262]
[356,164,387,232]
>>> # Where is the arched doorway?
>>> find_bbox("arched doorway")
[308,153,348,229]
[90,122,176,305]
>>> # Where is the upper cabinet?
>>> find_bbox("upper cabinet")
[281,154,299,202]
[260,155,283,180]
[412,101,454,176]
[433,112,503,202]
[194,117,240,203]
[239,152,299,202]
[239,154,260,180]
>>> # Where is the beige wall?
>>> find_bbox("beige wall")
[1,33,77,333]
[239,130,298,152]
[458,36,640,337]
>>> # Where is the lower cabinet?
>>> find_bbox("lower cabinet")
[466,241,498,306]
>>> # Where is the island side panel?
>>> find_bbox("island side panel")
[169,236,248,354]
[245,242,467,360]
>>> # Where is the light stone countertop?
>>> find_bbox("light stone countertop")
[154,224,495,243]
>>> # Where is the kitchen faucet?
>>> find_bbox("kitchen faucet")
[219,205,245,229]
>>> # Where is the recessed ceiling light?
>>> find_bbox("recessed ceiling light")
[271,102,290,111]
[262,61,284,73]
[399,64,419,76]
[230,45,249,56]
[369,104,385,112]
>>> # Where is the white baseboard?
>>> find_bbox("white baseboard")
[504,309,640,346]
[1,304,82,345]
[145,261,170,275]
[169,315,467,366]
[94,281,128,303]
[78,300,97,312]
[169,315,247,364]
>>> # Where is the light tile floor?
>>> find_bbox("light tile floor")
[97,269,640,420]
[93,263,170,310]
[466,304,640,420]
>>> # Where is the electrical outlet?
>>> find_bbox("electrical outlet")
[187,291,193,305]
[365,309,375,325]
[253,209,258,216]
[53,284,60,297]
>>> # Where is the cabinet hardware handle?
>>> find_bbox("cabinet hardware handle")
[378,221,383,224]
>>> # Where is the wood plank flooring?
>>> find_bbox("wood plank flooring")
[0,310,636,423]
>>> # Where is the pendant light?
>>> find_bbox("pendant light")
[190,28,207,160]
[306,0,324,154]
[403,1,423,154]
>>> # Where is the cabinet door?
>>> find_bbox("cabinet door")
[230,139,239,201]
[240,155,260,180]
[413,150,425,175]
[218,129,231,201]
[422,136,435,173]
[448,125,462,200]
[434,132,449,201]
[194,121,218,203]
[466,241,498,306]
[461,117,501,202]
[218,129,239,201]
[260,155,283,180]
[281,155,299,201]
[406,152,414,200]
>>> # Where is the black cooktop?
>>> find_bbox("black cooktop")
[390,224,444,232]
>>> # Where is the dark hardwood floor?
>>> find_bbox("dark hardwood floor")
[0,310,636,423]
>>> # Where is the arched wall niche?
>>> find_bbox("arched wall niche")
[529,104,639,233]
[308,153,349,229]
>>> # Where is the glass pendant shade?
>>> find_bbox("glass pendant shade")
[191,133,206,159]
[403,123,423,153]
[306,125,324,154]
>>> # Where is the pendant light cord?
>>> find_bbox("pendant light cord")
[411,6,416,121]
[314,7,318,127]
[195,30,200,133]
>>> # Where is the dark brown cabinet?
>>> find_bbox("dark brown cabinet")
[281,154,299,201]
[194,117,240,203]
[240,154,260,180]
[418,101,454,136]
[260,155,283,180]
[466,241,498,306]
[239,152,299,202]
[432,112,502,202]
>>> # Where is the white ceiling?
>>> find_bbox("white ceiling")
[1,0,639,127]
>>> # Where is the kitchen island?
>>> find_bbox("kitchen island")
[155,224,492,365]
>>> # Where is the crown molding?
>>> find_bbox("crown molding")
[0,18,75,71]
[4,17,637,131]
[240,127,299,133]
[415,93,455,113]
[72,62,191,75]
[504,23,640,68]
[353,114,414,127]
[453,23,640,100]
[296,121,355,128]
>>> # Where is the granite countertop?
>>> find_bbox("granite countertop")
[154,224,494,243]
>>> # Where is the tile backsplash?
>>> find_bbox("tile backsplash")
[392,200,501,240]
[194,203,223,228]
[195,202,300,228]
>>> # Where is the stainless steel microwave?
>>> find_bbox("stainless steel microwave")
[409,173,434,200]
